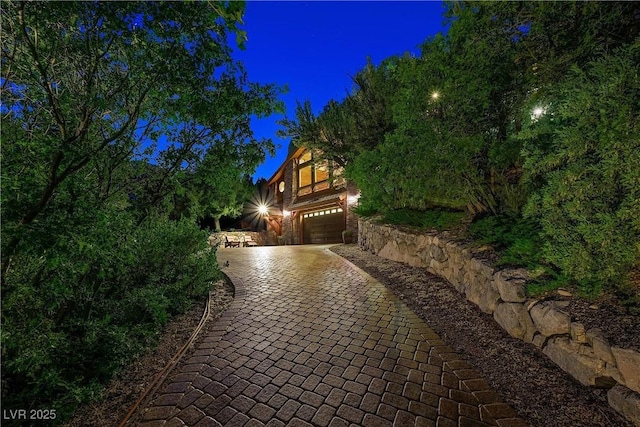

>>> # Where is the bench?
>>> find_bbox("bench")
[224,235,241,248]
[243,235,258,247]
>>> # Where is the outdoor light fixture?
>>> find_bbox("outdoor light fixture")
[282,210,291,217]
[258,204,269,216]
[531,106,546,121]
[431,92,440,100]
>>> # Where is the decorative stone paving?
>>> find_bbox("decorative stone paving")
[139,245,528,427]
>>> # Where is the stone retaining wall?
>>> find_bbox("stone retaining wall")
[359,218,640,426]
[208,231,275,247]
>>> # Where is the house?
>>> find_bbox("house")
[264,142,359,244]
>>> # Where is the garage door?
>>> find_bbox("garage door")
[302,208,344,244]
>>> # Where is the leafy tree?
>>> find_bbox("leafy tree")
[1,0,283,420]
[1,0,283,273]
[277,58,398,168]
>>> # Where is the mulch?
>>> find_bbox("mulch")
[331,244,635,427]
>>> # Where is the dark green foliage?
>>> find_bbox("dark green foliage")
[521,45,640,292]
[469,215,543,268]
[280,1,639,300]
[352,205,379,218]
[383,209,467,232]
[1,208,218,421]
[1,1,283,421]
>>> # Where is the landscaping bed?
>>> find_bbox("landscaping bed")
[67,280,234,427]
[331,243,635,427]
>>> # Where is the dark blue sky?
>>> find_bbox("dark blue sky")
[237,1,448,181]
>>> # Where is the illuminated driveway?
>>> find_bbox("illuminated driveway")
[140,245,526,427]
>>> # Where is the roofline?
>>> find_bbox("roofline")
[266,145,307,185]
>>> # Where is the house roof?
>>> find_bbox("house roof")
[266,142,306,186]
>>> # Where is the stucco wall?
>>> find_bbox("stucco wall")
[359,218,640,426]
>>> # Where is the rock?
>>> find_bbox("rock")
[552,301,570,309]
[543,337,613,387]
[608,385,640,427]
[494,303,527,339]
[585,329,615,365]
[612,347,640,394]
[570,322,588,344]
[526,299,540,311]
[532,333,546,348]
[557,289,572,297]
[493,269,527,303]
[530,302,571,336]
[465,276,500,314]
[430,244,448,262]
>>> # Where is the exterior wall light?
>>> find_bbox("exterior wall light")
[347,193,361,205]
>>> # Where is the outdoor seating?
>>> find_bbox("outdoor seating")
[224,235,241,248]
[243,235,258,247]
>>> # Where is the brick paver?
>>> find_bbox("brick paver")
[140,245,528,427]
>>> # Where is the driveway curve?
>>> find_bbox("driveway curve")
[139,245,527,427]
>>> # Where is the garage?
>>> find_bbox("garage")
[302,207,344,244]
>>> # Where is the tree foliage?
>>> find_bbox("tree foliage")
[521,45,640,292]
[1,0,283,420]
[278,0,640,296]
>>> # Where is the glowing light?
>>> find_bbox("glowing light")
[243,189,274,230]
[531,106,546,121]
[347,193,361,205]
[283,210,291,217]
[431,92,440,100]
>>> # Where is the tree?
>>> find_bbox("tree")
[1,0,283,275]
[277,57,398,168]
[1,1,283,418]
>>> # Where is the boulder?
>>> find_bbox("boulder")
[493,269,528,303]
[430,244,448,262]
[570,322,588,344]
[494,303,527,339]
[543,337,614,388]
[607,385,640,427]
[612,347,640,394]
[530,302,571,336]
[586,328,615,365]
[465,275,500,314]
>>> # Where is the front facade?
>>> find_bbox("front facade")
[265,143,359,245]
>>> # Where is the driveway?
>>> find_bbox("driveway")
[139,245,526,427]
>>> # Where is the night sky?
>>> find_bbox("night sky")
[236,1,448,181]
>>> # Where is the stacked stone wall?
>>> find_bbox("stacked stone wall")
[359,218,640,426]
[208,231,268,247]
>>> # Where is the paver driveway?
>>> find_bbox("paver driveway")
[140,245,527,427]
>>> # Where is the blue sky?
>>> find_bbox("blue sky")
[236,1,448,181]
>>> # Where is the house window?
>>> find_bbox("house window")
[297,151,332,196]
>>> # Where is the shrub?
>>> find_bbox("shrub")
[469,214,543,268]
[1,209,218,422]
[520,45,640,293]
[383,208,467,231]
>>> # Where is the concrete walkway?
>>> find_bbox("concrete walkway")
[140,245,528,427]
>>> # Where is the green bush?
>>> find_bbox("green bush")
[383,208,467,231]
[469,214,543,268]
[1,209,218,422]
[520,45,640,293]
